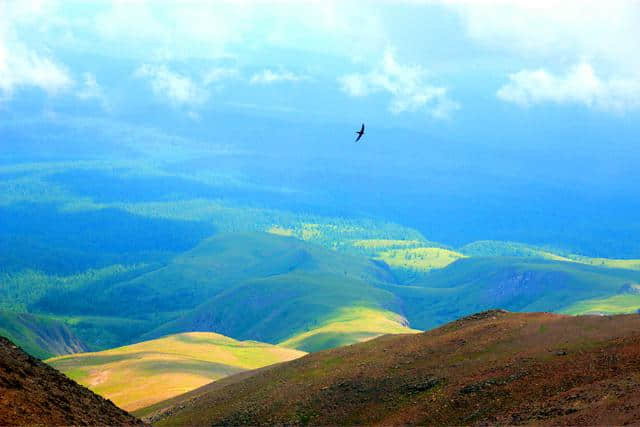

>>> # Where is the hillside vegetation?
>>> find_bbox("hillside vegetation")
[5,230,640,357]
[396,257,640,330]
[0,311,87,359]
[146,311,640,426]
[47,332,305,411]
[278,307,419,352]
[376,247,465,272]
[3,162,640,358]
[560,293,640,315]
[461,240,640,271]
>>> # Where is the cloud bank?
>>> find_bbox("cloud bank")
[2,0,639,118]
[339,51,459,119]
[0,1,73,100]
[250,69,310,85]
[134,64,205,107]
[497,63,640,113]
[442,1,640,113]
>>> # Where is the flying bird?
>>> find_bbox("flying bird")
[355,123,365,142]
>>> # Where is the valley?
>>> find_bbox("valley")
[2,160,640,420]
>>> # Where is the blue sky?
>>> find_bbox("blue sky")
[2,1,640,255]
[2,0,639,129]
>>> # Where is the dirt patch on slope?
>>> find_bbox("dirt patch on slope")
[87,368,111,386]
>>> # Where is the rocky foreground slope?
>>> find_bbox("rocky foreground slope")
[147,310,640,425]
[0,336,143,426]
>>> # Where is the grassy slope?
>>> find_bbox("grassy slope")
[391,257,640,330]
[278,307,419,352]
[560,294,640,315]
[4,263,169,353]
[5,163,640,356]
[149,311,640,426]
[461,240,640,270]
[138,233,407,349]
[5,230,416,354]
[145,271,403,347]
[0,311,87,359]
[28,232,398,350]
[28,233,640,353]
[5,195,640,357]
[376,247,465,272]
[47,332,305,411]
[565,254,640,270]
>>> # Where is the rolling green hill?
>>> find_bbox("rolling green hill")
[560,293,640,315]
[137,233,410,348]
[29,232,413,352]
[7,231,640,358]
[376,247,465,272]
[5,162,640,361]
[278,306,420,352]
[47,332,305,411]
[460,240,640,270]
[390,256,640,330]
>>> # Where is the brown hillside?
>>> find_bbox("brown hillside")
[0,336,144,426]
[149,310,640,426]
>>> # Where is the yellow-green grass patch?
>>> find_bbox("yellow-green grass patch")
[352,239,422,249]
[534,250,640,270]
[560,294,640,315]
[377,247,466,272]
[267,226,294,237]
[47,332,305,411]
[528,249,640,270]
[564,255,640,271]
[278,306,420,352]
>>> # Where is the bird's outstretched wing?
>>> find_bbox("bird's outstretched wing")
[355,123,365,142]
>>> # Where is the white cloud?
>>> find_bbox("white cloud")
[497,63,640,113]
[203,67,238,86]
[88,1,386,61]
[76,72,111,110]
[447,1,640,69]
[0,46,73,99]
[434,1,640,113]
[339,50,459,119]
[0,0,73,100]
[134,64,205,107]
[249,69,309,85]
